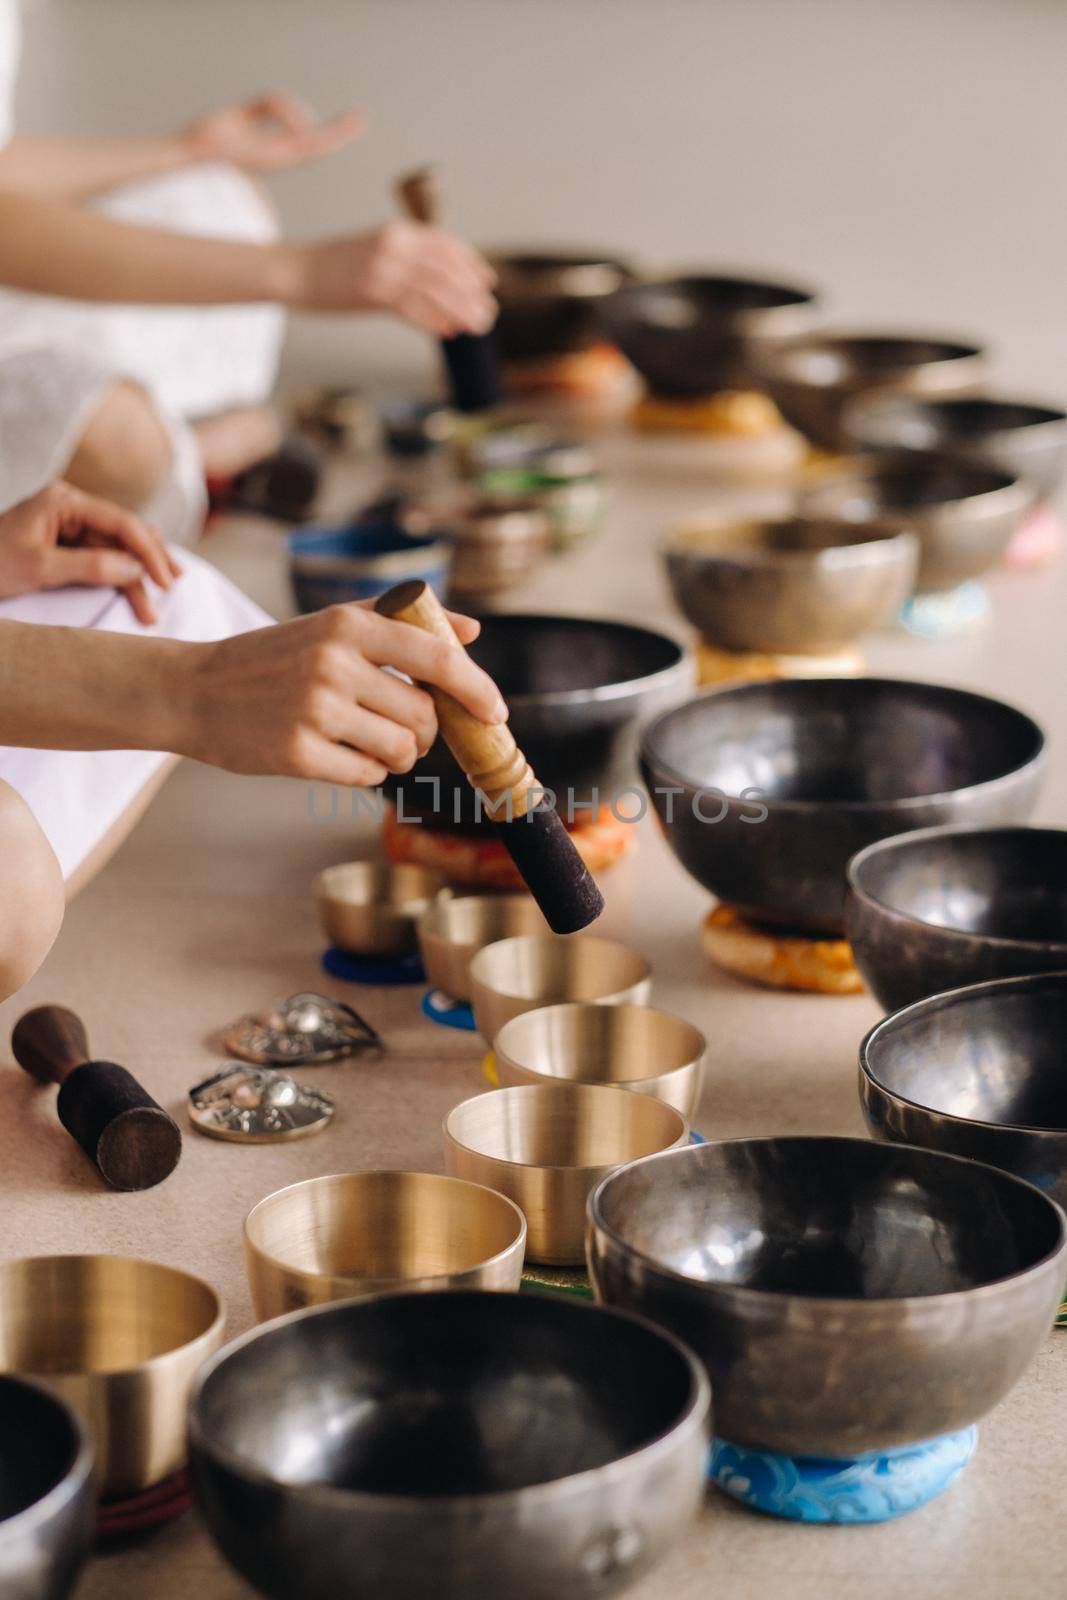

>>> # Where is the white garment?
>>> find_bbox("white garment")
[0,553,271,879]
[0,0,285,541]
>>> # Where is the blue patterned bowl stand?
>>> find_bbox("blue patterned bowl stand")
[421,990,477,1030]
[321,947,426,986]
[900,581,989,640]
[709,1427,977,1523]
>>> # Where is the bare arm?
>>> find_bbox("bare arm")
[0,134,193,201]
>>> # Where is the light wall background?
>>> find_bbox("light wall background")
[13,0,1067,394]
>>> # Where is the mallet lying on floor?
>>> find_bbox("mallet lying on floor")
[12,1004,182,1191]
[376,580,605,934]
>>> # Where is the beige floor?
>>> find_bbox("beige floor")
[2,421,1065,1599]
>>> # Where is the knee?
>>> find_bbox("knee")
[0,781,64,1003]
[64,380,173,511]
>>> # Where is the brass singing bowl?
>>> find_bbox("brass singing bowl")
[417,893,548,1002]
[0,1255,224,1500]
[494,1003,706,1119]
[245,1170,527,1321]
[313,862,443,959]
[468,934,653,1043]
[444,1083,689,1265]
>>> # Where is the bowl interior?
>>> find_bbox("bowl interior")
[0,1257,220,1375]
[849,396,1067,450]
[447,1084,685,1168]
[851,828,1067,944]
[805,455,1016,515]
[593,1138,1061,1297]
[316,862,440,913]
[772,336,980,387]
[865,976,1067,1131]
[470,936,650,1002]
[609,276,813,327]
[422,894,545,948]
[463,615,682,702]
[667,516,907,562]
[0,1378,82,1521]
[643,680,1042,806]
[246,1173,523,1283]
[193,1292,697,1494]
[496,1003,703,1086]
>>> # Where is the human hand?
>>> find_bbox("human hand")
[0,483,180,625]
[183,92,364,173]
[290,219,497,336]
[181,600,507,786]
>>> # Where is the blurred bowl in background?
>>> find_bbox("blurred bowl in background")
[489,250,635,360]
[290,518,451,611]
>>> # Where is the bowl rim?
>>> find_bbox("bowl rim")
[800,447,1031,517]
[587,1134,1067,1309]
[187,1288,711,1511]
[663,517,919,570]
[859,969,1067,1138]
[461,612,691,710]
[243,1168,528,1287]
[846,824,1067,952]
[468,933,653,1001]
[640,679,1046,815]
[444,1082,689,1175]
[842,391,1067,443]
[759,329,987,383]
[0,1254,226,1379]
[0,1373,95,1539]
[313,860,444,910]
[601,270,821,317]
[493,1001,706,1088]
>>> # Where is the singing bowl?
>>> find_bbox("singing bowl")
[759,333,987,451]
[860,972,1067,1211]
[494,1003,706,1119]
[388,613,691,831]
[640,679,1045,935]
[417,892,547,1001]
[0,1255,224,1499]
[444,1084,688,1264]
[843,394,1067,502]
[313,862,443,959]
[189,1290,710,1600]
[664,516,918,655]
[245,1171,527,1321]
[587,1136,1067,1457]
[799,451,1033,593]
[846,825,1067,1010]
[468,934,653,1043]
[0,1376,95,1600]
[598,274,818,397]
[489,250,635,360]
[289,518,451,611]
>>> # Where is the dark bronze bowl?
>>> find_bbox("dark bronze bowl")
[587,1136,1067,1458]
[189,1290,710,1600]
[0,1375,95,1600]
[843,395,1067,503]
[639,679,1045,935]
[389,613,691,831]
[489,251,634,360]
[597,274,818,397]
[847,825,1067,1010]
[759,333,986,451]
[860,971,1067,1210]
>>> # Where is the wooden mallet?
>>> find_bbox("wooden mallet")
[12,1005,182,1191]
[376,580,605,934]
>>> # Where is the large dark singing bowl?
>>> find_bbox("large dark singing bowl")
[640,679,1045,935]
[847,826,1067,1010]
[843,395,1067,503]
[663,517,918,655]
[390,614,691,830]
[799,451,1032,593]
[489,251,635,360]
[0,1376,95,1600]
[860,972,1067,1210]
[587,1136,1067,1458]
[189,1290,710,1600]
[759,333,986,451]
[597,274,818,398]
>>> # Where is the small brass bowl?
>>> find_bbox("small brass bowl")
[0,1255,224,1500]
[417,893,547,1002]
[444,1083,689,1264]
[245,1170,527,1320]
[313,862,443,959]
[468,934,653,1043]
[494,1003,706,1119]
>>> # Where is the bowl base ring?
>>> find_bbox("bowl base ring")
[321,947,426,986]
[96,1469,193,1543]
[900,580,989,639]
[709,1426,977,1523]
[421,990,477,1030]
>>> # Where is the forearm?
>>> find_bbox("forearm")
[0,133,195,201]
[0,190,302,304]
[0,622,198,752]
